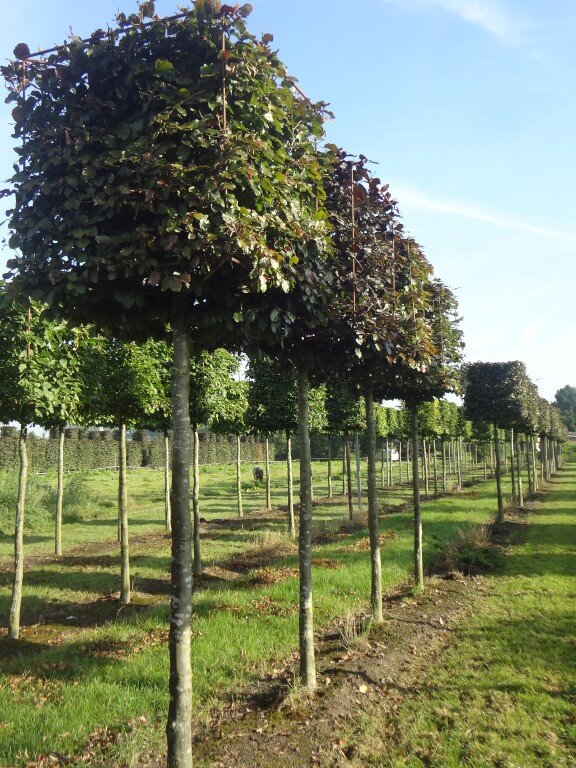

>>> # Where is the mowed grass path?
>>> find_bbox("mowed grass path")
[0,458,523,766]
[354,463,576,768]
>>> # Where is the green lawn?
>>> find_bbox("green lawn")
[353,464,576,768]
[0,456,520,766]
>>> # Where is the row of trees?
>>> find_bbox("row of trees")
[0,2,564,765]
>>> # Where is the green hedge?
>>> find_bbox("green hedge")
[0,428,274,472]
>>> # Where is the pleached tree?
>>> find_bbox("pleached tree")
[2,3,330,763]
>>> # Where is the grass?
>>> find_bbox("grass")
[0,454,523,766]
[348,464,576,768]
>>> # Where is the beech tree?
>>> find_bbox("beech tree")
[0,290,83,638]
[464,361,535,523]
[2,3,330,762]
[79,335,167,604]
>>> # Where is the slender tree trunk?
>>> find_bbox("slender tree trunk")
[166,306,193,768]
[342,436,346,496]
[386,439,392,487]
[345,433,354,520]
[541,435,547,483]
[399,440,404,485]
[442,439,447,494]
[296,367,316,690]
[423,439,429,498]
[483,447,488,480]
[409,406,424,592]
[457,437,463,491]
[526,436,533,494]
[490,442,495,477]
[55,424,65,556]
[515,434,524,508]
[327,439,333,499]
[365,384,383,622]
[9,425,28,640]
[494,425,504,524]
[432,439,438,496]
[119,422,130,605]
[355,431,362,514]
[192,428,202,577]
[380,442,385,489]
[164,430,172,533]
[286,431,296,539]
[509,430,517,509]
[265,435,271,509]
[532,437,538,491]
[236,434,243,518]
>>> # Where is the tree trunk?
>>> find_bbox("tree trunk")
[399,440,404,485]
[119,421,130,605]
[494,424,504,524]
[509,430,517,509]
[410,406,424,592]
[345,433,354,520]
[457,437,463,491]
[380,442,385,489]
[423,439,429,498]
[386,439,392,487]
[365,384,383,622]
[236,434,243,518]
[327,439,333,499]
[55,424,65,556]
[526,436,533,495]
[432,439,438,496]
[9,425,28,640]
[286,431,296,539]
[515,434,524,508]
[265,435,271,509]
[296,367,316,690]
[532,437,538,491]
[442,439,447,494]
[166,306,193,768]
[192,427,202,578]
[342,436,346,495]
[355,431,362,514]
[164,430,172,533]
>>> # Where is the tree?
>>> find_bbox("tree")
[79,336,167,604]
[246,358,298,534]
[3,4,329,762]
[0,290,83,638]
[553,386,576,431]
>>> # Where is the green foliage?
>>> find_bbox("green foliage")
[553,385,576,431]
[464,361,537,432]
[3,5,330,340]
[438,399,459,440]
[0,289,85,427]
[325,381,365,435]
[246,357,298,435]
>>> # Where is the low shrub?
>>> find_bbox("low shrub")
[431,524,506,576]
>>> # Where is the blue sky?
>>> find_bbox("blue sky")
[1,0,574,400]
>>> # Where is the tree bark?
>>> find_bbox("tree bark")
[494,425,504,524]
[327,438,333,499]
[515,434,524,508]
[432,439,438,496]
[365,384,383,622]
[399,440,404,485]
[265,435,271,509]
[345,433,354,520]
[119,421,130,605]
[166,306,193,768]
[164,430,172,533]
[386,439,392,487]
[442,439,447,494]
[286,431,296,539]
[457,437,463,491]
[192,427,202,577]
[355,431,362,514]
[9,425,28,640]
[423,439,429,498]
[342,436,346,496]
[55,424,65,556]
[509,430,517,509]
[410,406,424,592]
[236,434,243,518]
[296,367,316,690]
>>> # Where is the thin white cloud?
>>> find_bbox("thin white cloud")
[383,0,525,46]
[393,183,576,247]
